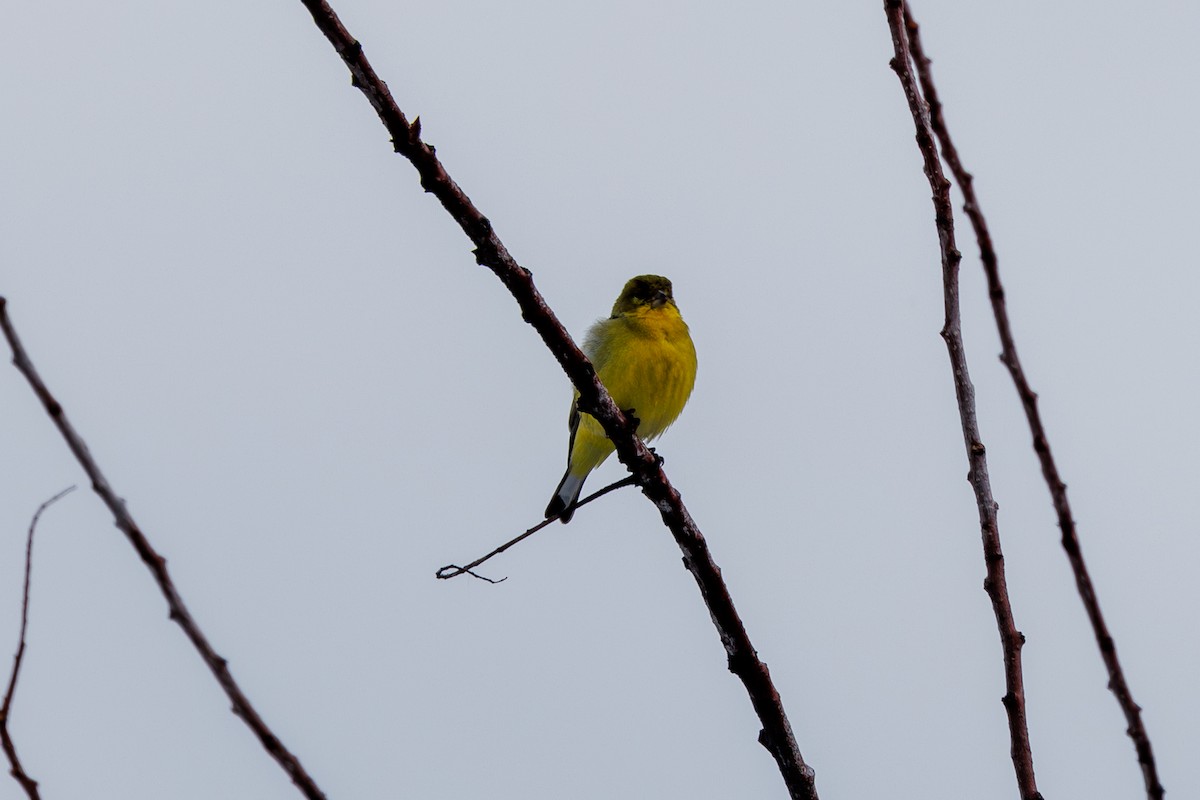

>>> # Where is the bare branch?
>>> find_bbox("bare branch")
[437,476,637,581]
[0,298,329,800]
[883,3,1041,798]
[1,486,75,800]
[902,11,1165,798]
[296,2,818,796]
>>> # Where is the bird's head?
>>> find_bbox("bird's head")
[612,274,676,316]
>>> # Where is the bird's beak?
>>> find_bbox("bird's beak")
[651,290,669,309]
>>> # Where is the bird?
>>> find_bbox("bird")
[545,274,697,523]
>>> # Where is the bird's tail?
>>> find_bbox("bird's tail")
[545,470,587,523]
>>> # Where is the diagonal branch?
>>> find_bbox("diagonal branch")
[1,486,76,800]
[902,10,1164,799]
[296,2,818,797]
[0,298,329,800]
[436,476,638,581]
[883,2,1041,798]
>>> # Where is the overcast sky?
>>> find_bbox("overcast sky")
[2,1,1198,798]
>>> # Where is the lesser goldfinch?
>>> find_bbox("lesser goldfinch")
[545,275,697,522]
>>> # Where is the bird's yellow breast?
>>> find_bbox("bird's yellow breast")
[568,303,697,475]
[592,306,696,437]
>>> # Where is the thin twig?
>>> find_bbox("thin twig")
[902,11,1164,798]
[883,3,1042,798]
[0,298,329,800]
[296,3,818,796]
[1,486,75,800]
[437,476,637,581]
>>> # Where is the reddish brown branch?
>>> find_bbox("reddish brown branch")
[902,11,1164,799]
[296,2,818,796]
[1,486,75,800]
[0,298,329,800]
[883,3,1041,798]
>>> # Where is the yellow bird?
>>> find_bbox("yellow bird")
[545,275,697,522]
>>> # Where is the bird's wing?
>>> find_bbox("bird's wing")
[566,396,581,460]
[564,316,616,459]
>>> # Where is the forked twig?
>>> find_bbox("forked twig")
[0,298,329,800]
[901,11,1164,798]
[296,2,818,796]
[883,3,1041,798]
[437,476,636,581]
[1,486,75,800]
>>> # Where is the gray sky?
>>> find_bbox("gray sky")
[2,1,1198,798]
